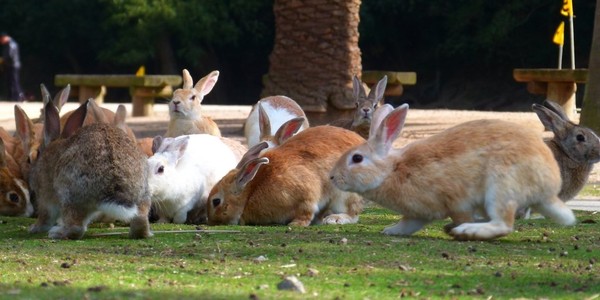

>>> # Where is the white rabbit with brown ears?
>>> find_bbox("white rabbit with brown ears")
[330,104,576,241]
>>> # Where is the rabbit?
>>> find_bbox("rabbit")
[206,125,365,226]
[147,134,241,224]
[329,103,576,241]
[28,99,152,239]
[165,69,221,137]
[244,95,309,147]
[533,100,600,201]
[329,75,387,139]
[0,137,32,217]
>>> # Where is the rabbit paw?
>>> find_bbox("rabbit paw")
[450,222,512,241]
[323,214,358,225]
[29,223,52,234]
[382,218,429,236]
[48,225,85,240]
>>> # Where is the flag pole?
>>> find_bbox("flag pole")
[558,44,563,69]
[568,13,575,69]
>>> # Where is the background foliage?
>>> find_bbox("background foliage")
[0,0,595,109]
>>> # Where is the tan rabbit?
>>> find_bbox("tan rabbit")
[206,126,365,226]
[329,75,387,139]
[533,100,600,201]
[28,100,152,239]
[165,69,221,137]
[0,138,32,217]
[330,104,576,241]
[244,96,309,147]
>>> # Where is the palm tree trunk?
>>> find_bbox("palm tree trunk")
[262,0,362,124]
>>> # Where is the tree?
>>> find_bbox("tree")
[580,0,600,132]
[261,0,362,123]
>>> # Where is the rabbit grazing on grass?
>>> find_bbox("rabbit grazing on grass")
[533,100,600,201]
[244,95,309,148]
[330,104,576,241]
[165,69,221,138]
[329,75,387,139]
[28,100,152,240]
[207,125,365,226]
[147,134,241,224]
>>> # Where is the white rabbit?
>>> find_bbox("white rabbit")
[244,95,309,147]
[147,134,240,224]
[330,104,576,240]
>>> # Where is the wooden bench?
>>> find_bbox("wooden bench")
[54,74,182,117]
[513,68,588,120]
[362,70,417,96]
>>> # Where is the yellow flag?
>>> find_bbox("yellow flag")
[135,65,146,76]
[560,0,573,17]
[553,21,565,45]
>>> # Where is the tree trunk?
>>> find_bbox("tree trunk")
[580,0,600,131]
[262,0,362,124]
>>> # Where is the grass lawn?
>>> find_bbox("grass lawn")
[0,205,598,300]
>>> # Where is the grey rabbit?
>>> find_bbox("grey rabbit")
[28,99,152,239]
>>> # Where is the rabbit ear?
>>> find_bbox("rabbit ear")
[113,104,129,134]
[14,105,34,156]
[61,101,89,139]
[53,84,70,110]
[274,117,305,145]
[542,100,570,121]
[84,99,109,124]
[0,138,7,168]
[352,75,365,100]
[236,141,269,169]
[235,157,269,190]
[43,101,61,146]
[258,102,271,142]
[168,136,189,163]
[151,136,163,154]
[194,70,219,98]
[370,75,387,103]
[40,84,51,105]
[369,103,395,138]
[532,103,568,135]
[182,69,193,89]
[371,103,408,156]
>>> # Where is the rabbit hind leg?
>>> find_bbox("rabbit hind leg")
[450,197,517,240]
[382,217,430,236]
[48,206,99,240]
[128,201,153,239]
[532,196,576,226]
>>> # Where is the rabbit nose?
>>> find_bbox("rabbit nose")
[172,100,180,106]
[362,108,370,113]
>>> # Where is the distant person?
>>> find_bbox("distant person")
[0,32,25,102]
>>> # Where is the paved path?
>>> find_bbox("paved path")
[0,100,597,212]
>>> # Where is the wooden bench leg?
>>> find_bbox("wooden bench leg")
[78,86,105,104]
[131,87,155,117]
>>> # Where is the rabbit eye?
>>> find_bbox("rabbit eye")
[576,134,585,142]
[190,95,196,101]
[157,165,165,174]
[352,154,363,163]
[212,198,221,207]
[8,192,19,203]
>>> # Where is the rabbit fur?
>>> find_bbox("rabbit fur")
[28,100,152,240]
[207,125,365,226]
[0,137,32,217]
[244,95,309,147]
[165,69,221,137]
[329,75,387,139]
[148,134,241,224]
[329,104,576,241]
[533,100,600,201]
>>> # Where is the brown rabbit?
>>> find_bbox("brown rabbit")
[206,125,365,226]
[165,69,221,137]
[28,100,152,239]
[533,100,600,201]
[0,138,32,217]
[329,75,387,139]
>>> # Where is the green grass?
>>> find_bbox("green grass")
[0,207,598,299]
[580,184,600,197]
